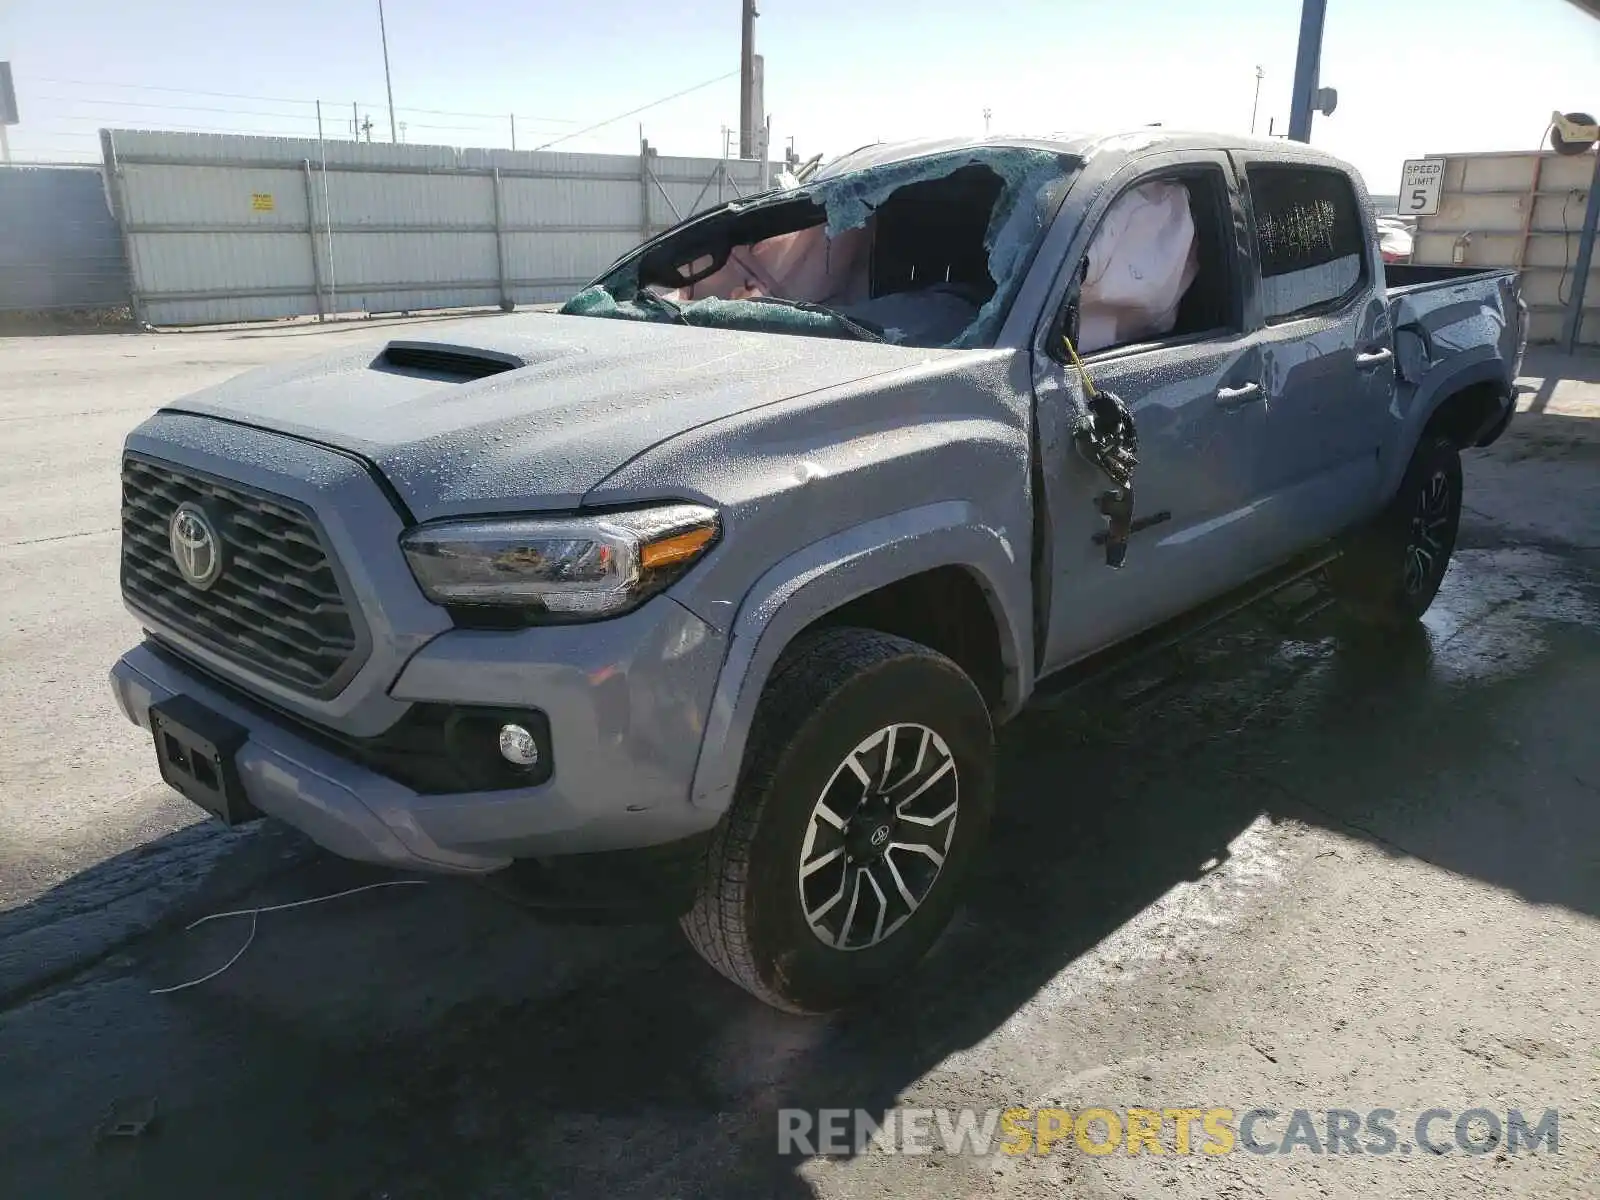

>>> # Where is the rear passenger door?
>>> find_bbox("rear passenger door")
[1231,158,1394,557]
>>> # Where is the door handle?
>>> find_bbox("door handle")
[1215,381,1263,404]
[1356,348,1394,368]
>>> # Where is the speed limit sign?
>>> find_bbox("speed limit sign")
[1398,158,1445,216]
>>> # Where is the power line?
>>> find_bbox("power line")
[397,119,519,133]
[36,77,321,106]
[390,103,571,125]
[33,77,574,126]
[34,104,534,136]
[37,119,327,137]
[328,101,575,127]
[531,70,738,151]
[20,74,739,154]
[35,95,324,121]
[36,116,518,143]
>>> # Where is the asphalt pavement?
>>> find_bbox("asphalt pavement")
[1,325,1596,1199]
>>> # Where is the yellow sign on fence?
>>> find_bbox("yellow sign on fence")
[250,193,275,212]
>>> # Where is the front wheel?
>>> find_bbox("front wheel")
[681,627,995,1013]
[1330,434,1462,625]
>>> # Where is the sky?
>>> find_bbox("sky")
[1,0,1596,196]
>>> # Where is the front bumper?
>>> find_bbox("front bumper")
[111,597,728,875]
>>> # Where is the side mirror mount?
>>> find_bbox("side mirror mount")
[1050,258,1090,363]
[1050,291,1082,364]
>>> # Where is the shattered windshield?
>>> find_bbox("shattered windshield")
[560,146,1078,350]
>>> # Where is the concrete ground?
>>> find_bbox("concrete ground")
[0,326,1596,1199]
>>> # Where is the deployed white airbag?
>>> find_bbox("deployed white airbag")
[1078,181,1199,353]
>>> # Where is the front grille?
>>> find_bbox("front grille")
[121,456,363,694]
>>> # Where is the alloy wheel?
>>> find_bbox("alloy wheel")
[1403,468,1453,595]
[797,723,960,951]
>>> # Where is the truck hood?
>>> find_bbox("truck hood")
[166,313,945,521]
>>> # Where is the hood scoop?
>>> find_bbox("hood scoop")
[376,341,524,381]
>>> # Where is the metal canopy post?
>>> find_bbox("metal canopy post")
[302,159,324,319]
[492,167,510,311]
[639,137,653,243]
[1287,0,1328,143]
[100,130,146,326]
[1561,149,1600,351]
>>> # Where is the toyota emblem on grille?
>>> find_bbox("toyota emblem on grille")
[168,502,224,590]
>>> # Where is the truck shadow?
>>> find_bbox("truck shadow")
[3,546,1596,1199]
[345,546,1599,1198]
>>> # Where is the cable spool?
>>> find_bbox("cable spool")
[1549,112,1598,157]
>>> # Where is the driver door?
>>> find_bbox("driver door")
[1032,152,1274,672]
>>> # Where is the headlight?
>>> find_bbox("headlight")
[400,504,719,620]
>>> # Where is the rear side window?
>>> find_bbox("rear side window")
[1246,166,1367,322]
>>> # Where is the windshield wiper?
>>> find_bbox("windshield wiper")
[631,289,688,325]
[735,295,887,343]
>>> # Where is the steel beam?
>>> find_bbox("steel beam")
[1287,0,1329,143]
[1561,148,1600,351]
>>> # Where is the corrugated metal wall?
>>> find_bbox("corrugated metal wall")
[1410,150,1598,346]
[103,130,778,327]
[0,165,131,313]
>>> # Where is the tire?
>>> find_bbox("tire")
[681,627,995,1013]
[1330,434,1462,625]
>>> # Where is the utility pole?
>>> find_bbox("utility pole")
[0,61,15,164]
[739,0,759,159]
[1250,66,1264,136]
[983,107,992,136]
[377,0,397,142]
[510,113,517,151]
[360,114,374,142]
[1287,0,1328,142]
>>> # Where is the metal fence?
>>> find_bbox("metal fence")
[102,129,779,327]
[0,164,131,314]
[1409,149,1599,347]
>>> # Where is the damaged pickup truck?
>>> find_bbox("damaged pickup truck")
[111,132,1525,1012]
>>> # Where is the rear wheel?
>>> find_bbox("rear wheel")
[1330,434,1462,625]
[681,627,994,1013]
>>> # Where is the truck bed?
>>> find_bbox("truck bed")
[1384,262,1517,298]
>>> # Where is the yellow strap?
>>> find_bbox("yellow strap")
[1061,332,1099,400]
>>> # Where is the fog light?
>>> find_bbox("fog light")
[497,723,541,767]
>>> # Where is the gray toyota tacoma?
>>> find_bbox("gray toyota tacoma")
[111,131,1524,1012]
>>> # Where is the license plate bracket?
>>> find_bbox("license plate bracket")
[150,695,260,825]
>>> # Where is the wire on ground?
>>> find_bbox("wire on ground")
[148,879,430,996]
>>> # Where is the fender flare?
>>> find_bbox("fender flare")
[687,501,1033,813]
[1383,351,1510,496]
